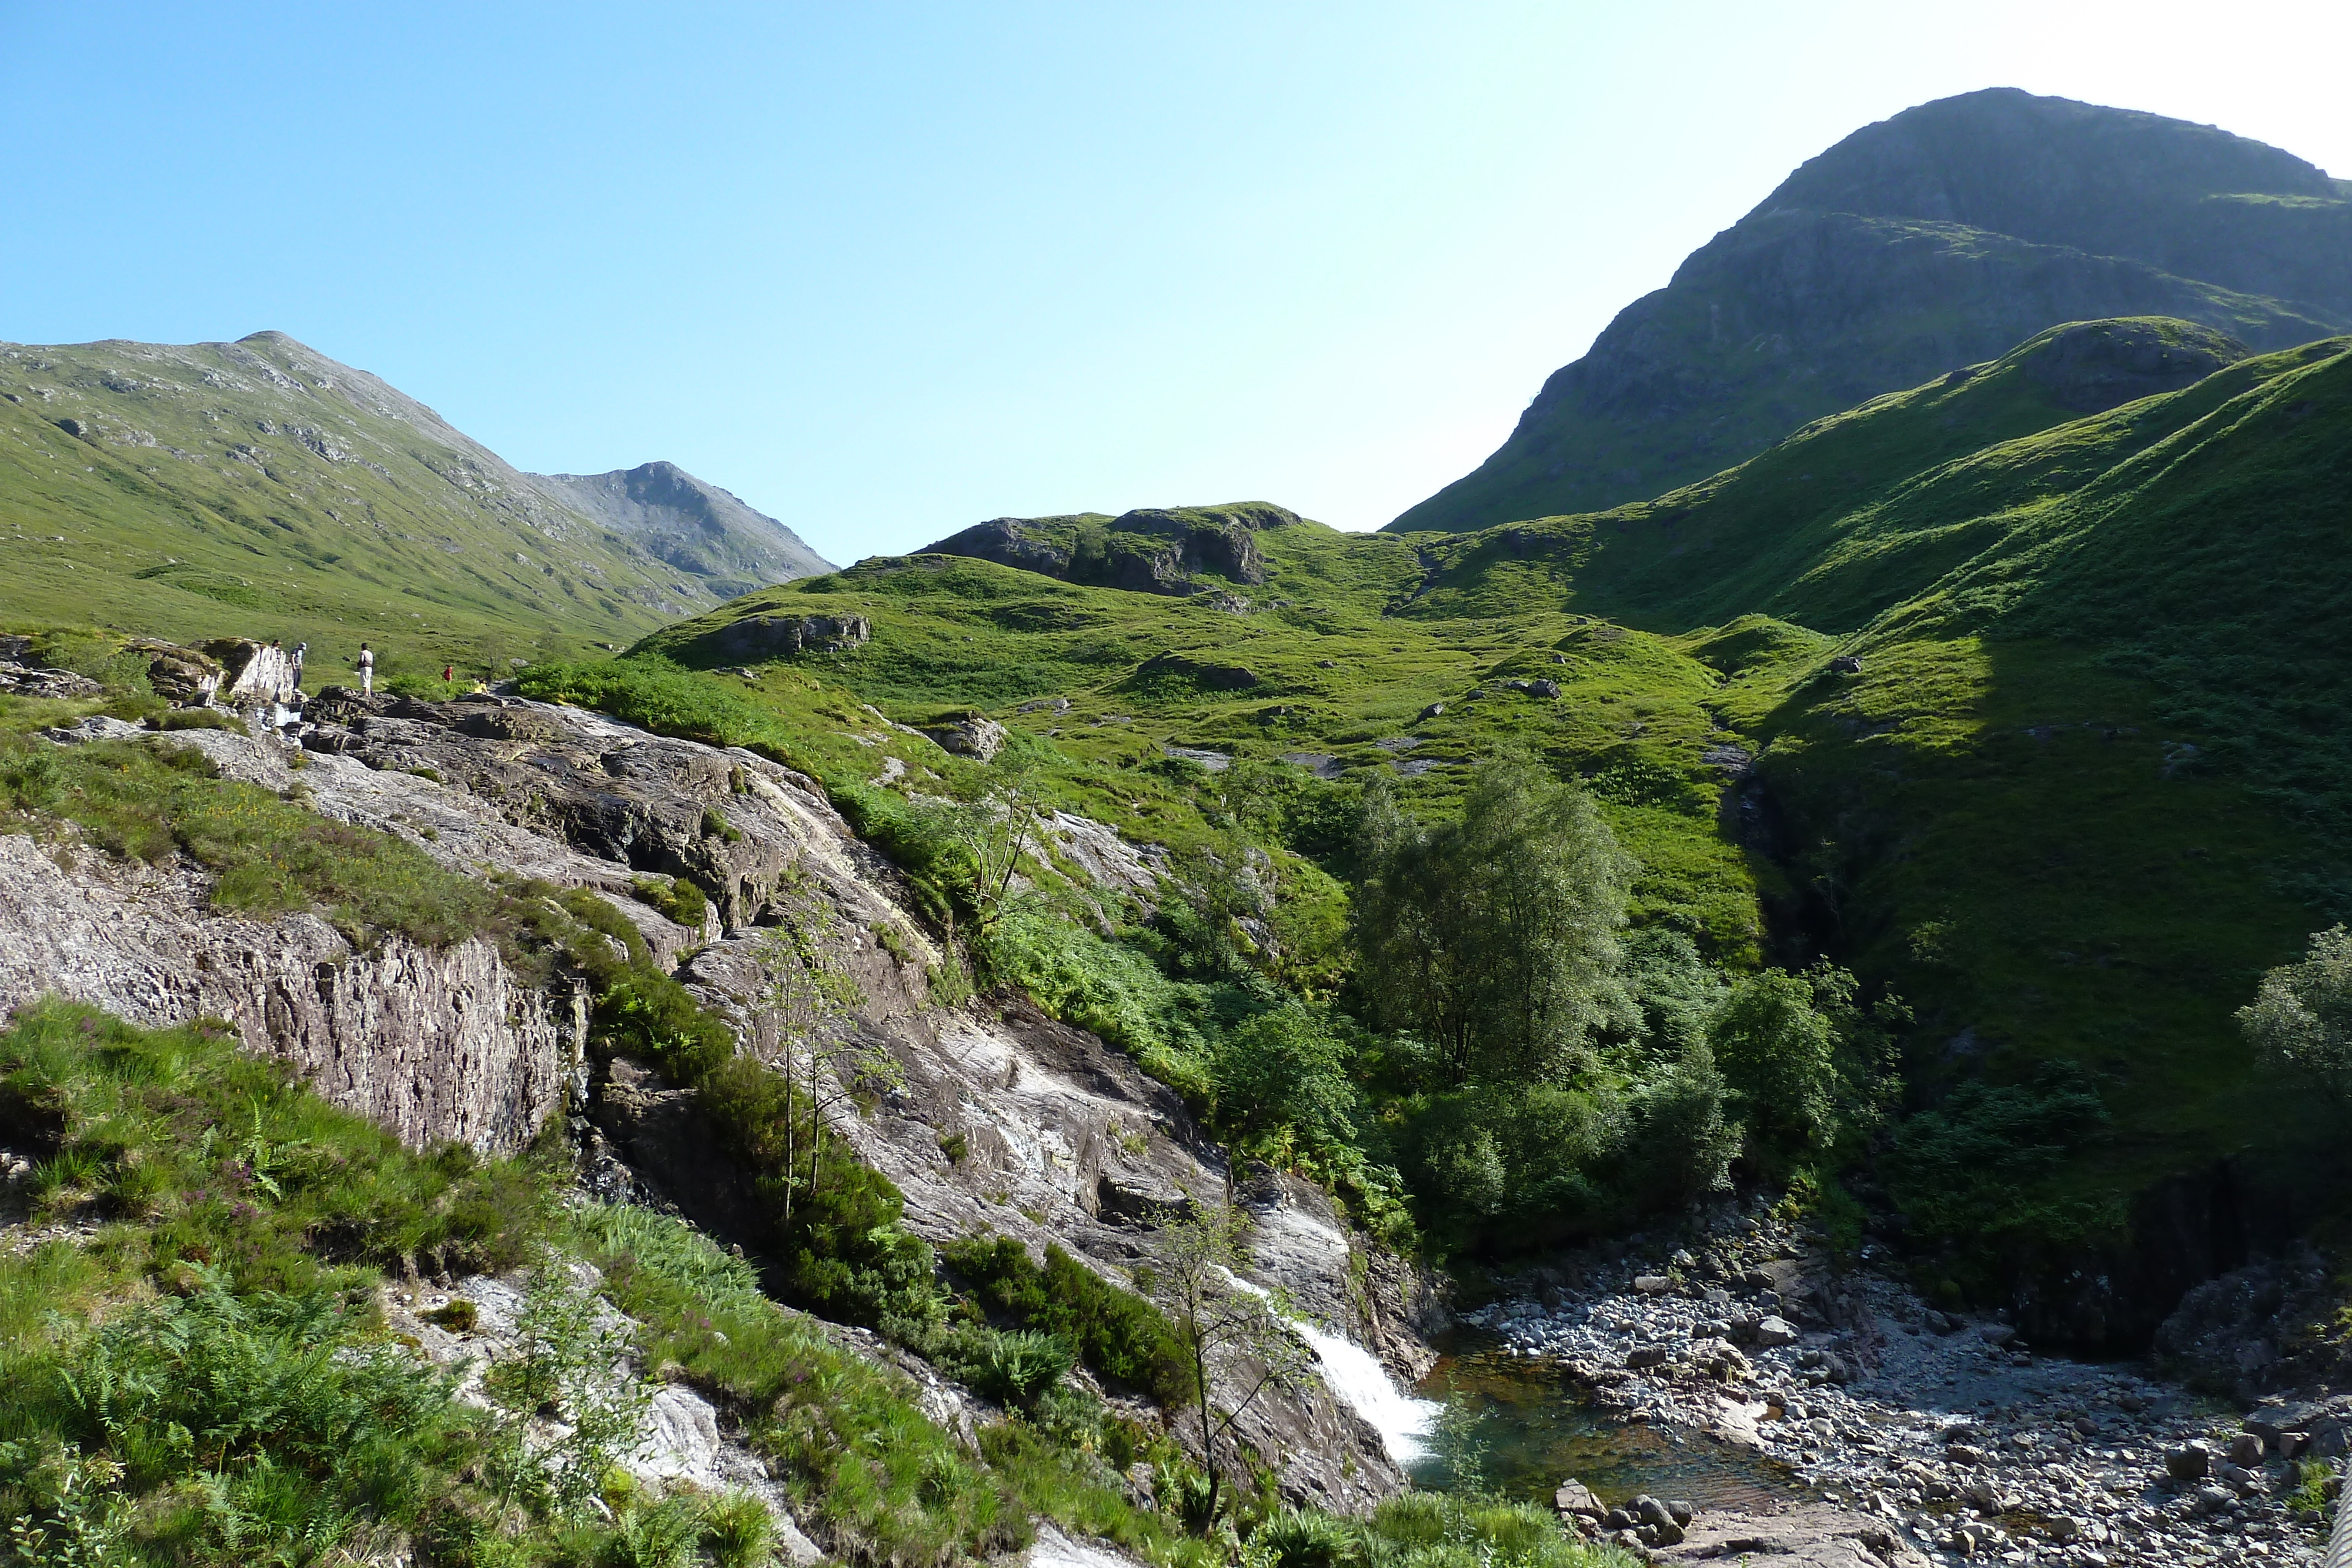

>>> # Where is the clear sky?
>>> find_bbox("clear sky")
[4,1,2346,566]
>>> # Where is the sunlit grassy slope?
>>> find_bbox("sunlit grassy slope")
[633,520,1774,965]
[0,332,739,686]
[640,316,2352,1269]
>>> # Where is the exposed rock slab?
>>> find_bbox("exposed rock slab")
[1648,1503,1932,1566]
[0,834,574,1152]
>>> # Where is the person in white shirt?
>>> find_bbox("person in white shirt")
[358,644,375,695]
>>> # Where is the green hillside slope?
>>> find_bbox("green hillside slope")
[634,514,1775,965]
[614,316,2350,1341]
[1396,322,2352,1329]
[1390,89,2351,534]
[0,332,771,686]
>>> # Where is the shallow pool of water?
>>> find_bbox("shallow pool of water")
[1409,1340,1798,1512]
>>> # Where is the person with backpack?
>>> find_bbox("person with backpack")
[358,644,376,695]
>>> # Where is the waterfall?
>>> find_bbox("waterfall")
[1291,1316,1441,1465]
[1225,1270,1439,1465]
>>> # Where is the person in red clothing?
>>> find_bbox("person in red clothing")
[442,663,454,683]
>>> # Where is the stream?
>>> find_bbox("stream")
[1409,1336,1798,1510]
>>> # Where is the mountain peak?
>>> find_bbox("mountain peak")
[526,461,831,598]
[1387,91,2350,533]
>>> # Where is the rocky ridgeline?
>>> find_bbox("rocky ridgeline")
[1464,1203,2344,1565]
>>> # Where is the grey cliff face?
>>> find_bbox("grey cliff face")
[0,834,576,1153]
[1391,88,2352,533]
[12,691,1426,1508]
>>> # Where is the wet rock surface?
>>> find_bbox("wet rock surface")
[1469,1202,2341,1564]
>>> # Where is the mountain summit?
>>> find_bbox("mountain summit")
[527,461,831,600]
[1388,88,2352,533]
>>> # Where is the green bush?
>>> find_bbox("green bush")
[633,873,711,930]
[972,904,1218,1099]
[1252,1507,1352,1568]
[1883,1063,2114,1262]
[0,1274,478,1563]
[150,706,243,733]
[944,1235,1191,1406]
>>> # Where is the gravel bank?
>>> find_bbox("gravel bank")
[1459,1205,2345,1564]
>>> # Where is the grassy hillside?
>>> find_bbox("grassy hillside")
[633,518,1773,965]
[1393,323,2352,1305]
[0,332,756,687]
[611,318,2351,1329]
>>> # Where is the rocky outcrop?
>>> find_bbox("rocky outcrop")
[39,690,1422,1505]
[2018,317,2248,412]
[0,662,102,700]
[916,714,1007,760]
[925,504,1298,597]
[672,612,870,664]
[202,638,297,709]
[0,834,575,1152]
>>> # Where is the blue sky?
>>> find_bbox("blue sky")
[4,1,2347,566]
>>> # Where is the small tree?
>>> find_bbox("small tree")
[917,760,1043,936]
[1708,970,1839,1150]
[1352,756,1632,1086]
[1144,1195,1311,1527]
[754,911,867,1231]
[2239,924,2352,1099]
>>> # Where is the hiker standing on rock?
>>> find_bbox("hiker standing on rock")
[291,641,306,690]
[358,643,375,695]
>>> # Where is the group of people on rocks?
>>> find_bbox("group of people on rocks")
[263,638,484,697]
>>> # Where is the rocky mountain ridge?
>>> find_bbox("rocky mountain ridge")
[529,460,832,600]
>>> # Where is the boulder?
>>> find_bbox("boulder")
[136,639,225,706]
[1753,1315,1800,1348]
[1553,1480,1603,1520]
[917,716,1008,762]
[1828,654,1864,674]
[2226,1432,2264,1466]
[2163,1440,2210,1482]
[1625,1345,1672,1369]
[1632,1274,1672,1295]
[1418,702,1445,720]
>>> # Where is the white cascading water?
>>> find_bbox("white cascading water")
[1225,1271,1441,1465]
[1291,1317,1441,1465]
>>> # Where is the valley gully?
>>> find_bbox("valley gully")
[1452,1205,2340,1566]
